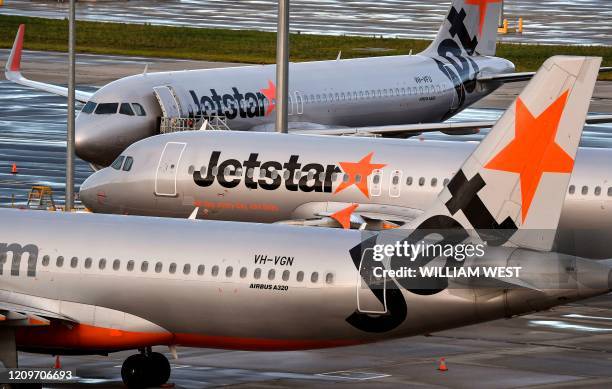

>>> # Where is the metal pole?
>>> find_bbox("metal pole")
[275,0,289,133]
[66,0,76,211]
[498,0,505,28]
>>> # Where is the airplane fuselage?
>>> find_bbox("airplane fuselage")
[1,209,609,355]
[81,132,612,259]
[75,54,514,166]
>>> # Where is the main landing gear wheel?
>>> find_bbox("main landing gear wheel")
[148,352,171,387]
[121,351,171,388]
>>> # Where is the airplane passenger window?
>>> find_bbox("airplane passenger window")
[582,186,588,195]
[123,157,134,172]
[595,186,602,196]
[81,101,97,114]
[316,94,321,102]
[197,265,205,275]
[99,258,106,270]
[70,257,78,269]
[326,273,334,284]
[188,166,194,175]
[119,103,135,116]
[155,262,163,273]
[431,178,438,187]
[443,179,450,186]
[211,265,219,276]
[297,271,304,282]
[56,256,64,267]
[402,88,406,95]
[169,263,177,274]
[569,185,575,194]
[311,272,319,283]
[310,94,314,102]
[268,269,276,280]
[113,259,120,271]
[141,261,149,272]
[247,168,254,178]
[392,175,399,185]
[131,103,146,116]
[42,255,50,267]
[240,267,247,278]
[254,268,261,279]
[355,174,362,183]
[225,266,233,277]
[282,270,290,281]
[127,260,134,271]
[184,264,191,275]
[335,93,339,101]
[95,103,119,114]
[608,187,612,196]
[235,167,243,177]
[406,177,413,186]
[341,92,345,100]
[419,177,425,186]
[85,257,92,269]
[343,174,349,183]
[396,88,400,96]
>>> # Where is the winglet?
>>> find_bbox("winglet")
[6,24,25,75]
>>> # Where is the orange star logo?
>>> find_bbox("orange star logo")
[260,80,276,116]
[465,0,501,37]
[330,204,359,229]
[485,91,573,223]
[335,152,386,198]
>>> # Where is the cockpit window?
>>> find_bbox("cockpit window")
[123,156,134,171]
[132,103,146,116]
[120,103,135,116]
[81,101,97,114]
[111,156,125,170]
[95,103,119,114]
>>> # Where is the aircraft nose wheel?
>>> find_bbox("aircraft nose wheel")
[121,351,170,388]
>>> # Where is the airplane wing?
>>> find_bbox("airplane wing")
[477,67,612,83]
[291,115,612,137]
[5,25,94,104]
[276,202,422,230]
[0,301,76,327]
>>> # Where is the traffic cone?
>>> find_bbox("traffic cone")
[438,357,448,372]
[54,355,61,369]
[11,163,18,174]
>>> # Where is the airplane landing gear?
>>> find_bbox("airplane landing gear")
[121,348,170,388]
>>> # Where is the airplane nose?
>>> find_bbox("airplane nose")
[75,115,120,167]
[79,173,106,211]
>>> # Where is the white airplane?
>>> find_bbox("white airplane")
[1,56,609,389]
[6,0,526,168]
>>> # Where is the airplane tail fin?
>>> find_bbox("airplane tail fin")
[423,0,502,57]
[403,56,601,251]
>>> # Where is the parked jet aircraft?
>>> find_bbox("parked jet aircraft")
[1,56,609,389]
[6,0,524,168]
[80,106,612,259]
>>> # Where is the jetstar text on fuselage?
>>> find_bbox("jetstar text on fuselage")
[193,152,342,193]
[189,80,277,119]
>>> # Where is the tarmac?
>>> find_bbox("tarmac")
[1,0,612,46]
[2,50,612,388]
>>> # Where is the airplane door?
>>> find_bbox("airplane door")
[370,170,383,197]
[356,248,387,314]
[390,170,402,198]
[153,86,183,118]
[295,91,303,114]
[155,142,186,197]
